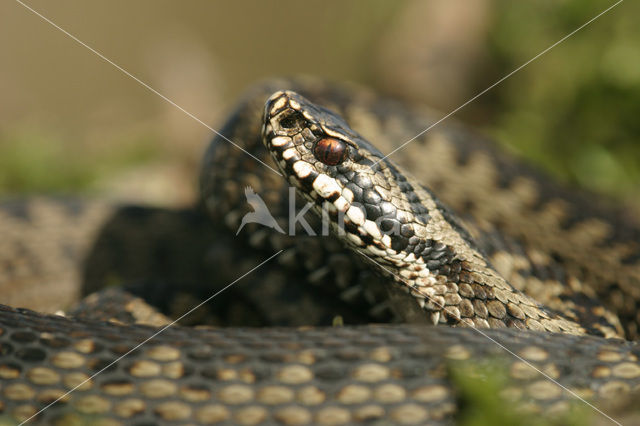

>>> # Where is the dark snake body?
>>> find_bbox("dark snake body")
[0,79,639,424]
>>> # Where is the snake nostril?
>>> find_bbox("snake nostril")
[279,112,304,129]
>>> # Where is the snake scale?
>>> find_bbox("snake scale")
[0,78,639,425]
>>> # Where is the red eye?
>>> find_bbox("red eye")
[313,138,348,166]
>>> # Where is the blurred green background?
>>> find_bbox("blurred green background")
[1,0,638,207]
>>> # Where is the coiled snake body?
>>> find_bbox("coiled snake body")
[1,79,639,424]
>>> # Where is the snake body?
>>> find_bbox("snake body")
[1,79,639,424]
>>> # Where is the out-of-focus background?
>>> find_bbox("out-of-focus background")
[1,0,638,206]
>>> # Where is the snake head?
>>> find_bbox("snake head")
[262,90,434,255]
[262,90,453,312]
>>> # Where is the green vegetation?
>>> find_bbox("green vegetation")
[486,0,640,199]
[451,360,590,426]
[0,130,160,195]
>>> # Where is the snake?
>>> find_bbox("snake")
[0,78,639,425]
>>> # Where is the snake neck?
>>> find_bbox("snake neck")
[381,176,587,334]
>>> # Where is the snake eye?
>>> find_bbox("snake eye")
[313,138,348,166]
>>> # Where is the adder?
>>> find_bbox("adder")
[0,78,639,425]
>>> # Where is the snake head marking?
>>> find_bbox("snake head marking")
[263,90,361,161]
[261,90,433,254]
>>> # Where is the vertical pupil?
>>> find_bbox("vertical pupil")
[314,138,346,166]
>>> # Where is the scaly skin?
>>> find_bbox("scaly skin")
[0,79,639,424]
[0,305,639,425]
